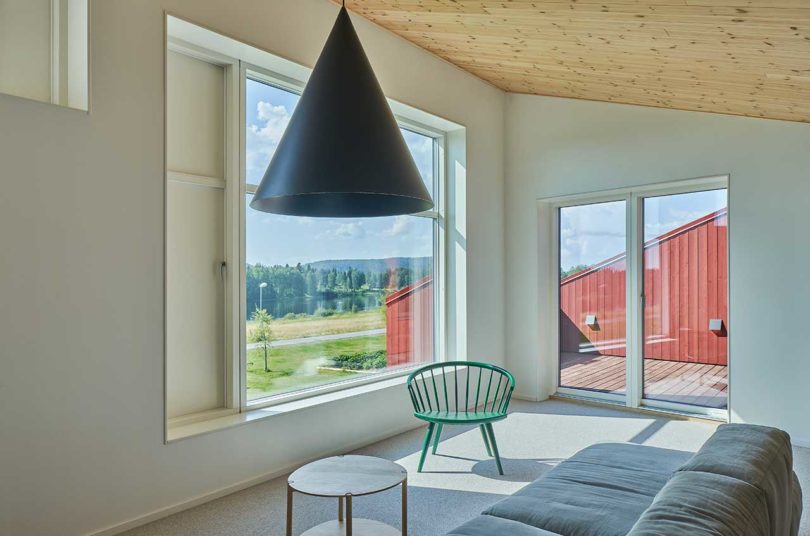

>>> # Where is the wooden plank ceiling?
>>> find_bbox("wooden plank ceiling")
[341,0,810,122]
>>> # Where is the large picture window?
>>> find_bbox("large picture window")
[244,76,441,403]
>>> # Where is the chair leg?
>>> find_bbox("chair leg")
[418,423,435,473]
[485,423,504,475]
[479,424,493,456]
[431,423,443,454]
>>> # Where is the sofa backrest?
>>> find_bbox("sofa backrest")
[629,423,802,536]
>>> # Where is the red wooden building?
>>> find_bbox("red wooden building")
[385,276,433,367]
[560,209,728,365]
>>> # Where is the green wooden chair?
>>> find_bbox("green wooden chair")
[406,361,515,475]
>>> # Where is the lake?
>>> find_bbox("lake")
[261,292,383,317]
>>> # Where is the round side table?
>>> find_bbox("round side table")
[286,455,407,536]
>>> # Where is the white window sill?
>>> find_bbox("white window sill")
[166,373,412,443]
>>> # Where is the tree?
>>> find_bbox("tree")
[347,268,357,290]
[393,267,412,289]
[306,271,318,296]
[249,308,273,372]
[336,270,347,289]
[560,264,590,279]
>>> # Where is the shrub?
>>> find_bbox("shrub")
[331,350,386,370]
[316,308,336,317]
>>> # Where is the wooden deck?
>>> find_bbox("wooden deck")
[560,353,728,409]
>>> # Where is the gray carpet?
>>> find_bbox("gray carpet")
[124,399,810,536]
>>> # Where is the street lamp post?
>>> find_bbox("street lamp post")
[259,282,268,311]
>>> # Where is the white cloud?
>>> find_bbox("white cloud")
[257,102,287,122]
[317,221,366,240]
[336,222,365,239]
[643,190,726,240]
[382,215,413,237]
[559,202,626,270]
[246,101,292,183]
[257,214,314,226]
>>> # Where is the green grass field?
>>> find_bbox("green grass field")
[247,308,385,341]
[247,334,386,400]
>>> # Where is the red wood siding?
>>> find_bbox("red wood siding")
[385,276,433,367]
[560,210,728,365]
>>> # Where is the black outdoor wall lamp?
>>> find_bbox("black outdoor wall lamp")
[249,3,434,218]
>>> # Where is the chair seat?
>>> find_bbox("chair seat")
[415,410,507,424]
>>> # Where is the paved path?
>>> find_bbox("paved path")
[247,328,385,350]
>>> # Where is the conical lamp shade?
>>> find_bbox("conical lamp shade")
[250,7,434,217]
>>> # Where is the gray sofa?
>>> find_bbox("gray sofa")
[448,424,802,536]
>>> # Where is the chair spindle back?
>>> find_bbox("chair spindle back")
[406,361,515,415]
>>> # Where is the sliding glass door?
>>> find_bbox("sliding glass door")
[642,190,728,410]
[558,200,627,397]
[554,179,729,416]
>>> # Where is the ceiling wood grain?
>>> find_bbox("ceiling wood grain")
[339,0,810,122]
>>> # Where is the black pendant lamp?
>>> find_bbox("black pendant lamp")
[249,4,434,218]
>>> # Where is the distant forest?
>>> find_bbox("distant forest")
[246,257,432,314]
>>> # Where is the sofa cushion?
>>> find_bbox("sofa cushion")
[628,471,770,536]
[676,423,802,535]
[482,443,692,536]
[446,515,561,536]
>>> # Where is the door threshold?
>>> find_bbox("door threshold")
[551,393,727,424]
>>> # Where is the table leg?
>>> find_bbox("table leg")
[345,494,352,536]
[338,496,344,522]
[286,484,293,536]
[401,479,408,536]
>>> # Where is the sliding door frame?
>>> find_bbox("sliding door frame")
[544,175,730,420]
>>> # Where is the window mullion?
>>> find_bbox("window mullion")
[626,194,644,408]
[238,60,249,411]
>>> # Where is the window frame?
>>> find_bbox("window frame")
[164,38,242,425]
[237,64,448,411]
[544,175,730,420]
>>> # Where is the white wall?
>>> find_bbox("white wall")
[504,93,810,444]
[0,1,505,534]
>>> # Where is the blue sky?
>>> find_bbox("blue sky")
[560,189,727,271]
[245,78,435,266]
[245,78,726,270]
